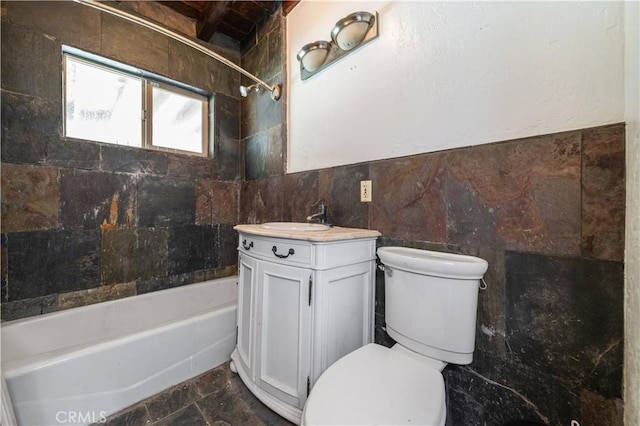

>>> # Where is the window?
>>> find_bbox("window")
[63,48,211,157]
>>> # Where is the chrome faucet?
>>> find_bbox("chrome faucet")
[306,199,328,224]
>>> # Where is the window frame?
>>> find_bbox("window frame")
[62,46,212,158]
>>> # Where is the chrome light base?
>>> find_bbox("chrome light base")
[298,11,379,81]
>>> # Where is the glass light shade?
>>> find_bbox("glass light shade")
[297,41,331,72]
[331,12,375,51]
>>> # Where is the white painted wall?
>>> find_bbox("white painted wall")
[624,1,640,424]
[286,1,625,172]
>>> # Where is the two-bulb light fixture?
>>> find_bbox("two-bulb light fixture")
[296,11,379,80]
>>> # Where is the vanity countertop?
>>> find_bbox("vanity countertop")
[234,224,381,242]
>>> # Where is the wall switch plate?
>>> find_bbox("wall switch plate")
[360,180,372,202]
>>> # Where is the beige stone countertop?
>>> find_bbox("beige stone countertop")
[234,223,381,242]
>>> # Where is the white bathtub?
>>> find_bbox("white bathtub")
[1,277,238,426]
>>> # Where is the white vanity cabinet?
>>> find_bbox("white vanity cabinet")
[230,224,380,424]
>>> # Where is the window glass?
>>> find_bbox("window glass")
[151,84,207,154]
[65,56,143,147]
[63,50,210,157]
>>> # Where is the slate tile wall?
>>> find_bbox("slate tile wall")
[241,124,625,425]
[0,1,241,320]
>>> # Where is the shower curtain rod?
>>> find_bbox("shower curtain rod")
[73,0,282,101]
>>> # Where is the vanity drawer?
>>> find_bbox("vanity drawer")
[239,234,312,266]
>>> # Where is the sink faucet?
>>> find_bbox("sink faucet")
[306,199,328,224]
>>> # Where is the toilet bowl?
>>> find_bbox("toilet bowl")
[302,246,488,426]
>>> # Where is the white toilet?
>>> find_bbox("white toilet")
[301,246,489,425]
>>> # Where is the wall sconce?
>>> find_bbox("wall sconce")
[297,11,379,81]
[297,41,331,73]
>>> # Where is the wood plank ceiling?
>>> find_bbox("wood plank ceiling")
[158,1,299,43]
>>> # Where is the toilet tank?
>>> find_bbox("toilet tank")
[378,247,488,365]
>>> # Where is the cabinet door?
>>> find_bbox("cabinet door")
[311,262,375,382]
[236,253,257,379]
[255,262,311,410]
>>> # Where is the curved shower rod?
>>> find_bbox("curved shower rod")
[73,0,282,101]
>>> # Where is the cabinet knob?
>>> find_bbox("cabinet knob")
[272,245,295,258]
[242,240,254,250]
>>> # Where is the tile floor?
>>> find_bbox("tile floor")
[98,363,294,426]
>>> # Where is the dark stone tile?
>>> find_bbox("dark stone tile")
[145,383,200,423]
[318,168,333,205]
[239,177,283,224]
[208,53,241,100]
[579,389,623,426]
[244,125,284,180]
[215,94,240,144]
[101,145,168,175]
[7,230,100,300]
[444,363,566,426]
[370,153,447,242]
[217,134,241,182]
[101,228,169,284]
[1,295,58,321]
[474,248,508,359]
[168,225,212,275]
[281,171,320,223]
[197,364,292,426]
[329,163,370,229]
[136,272,195,295]
[505,252,623,398]
[101,403,150,426]
[4,1,101,53]
[0,21,60,102]
[57,282,136,311]
[195,179,240,226]
[581,124,625,261]
[215,224,238,268]
[167,154,218,179]
[215,94,241,181]
[1,90,58,164]
[240,75,284,141]
[101,13,169,76]
[60,170,137,230]
[193,365,230,398]
[138,176,195,227]
[240,34,268,82]
[122,2,195,39]
[265,22,283,82]
[46,137,101,170]
[167,39,218,93]
[446,133,582,256]
[1,163,60,232]
[152,404,208,426]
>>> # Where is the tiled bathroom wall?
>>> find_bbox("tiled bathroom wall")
[241,8,625,426]
[0,1,241,320]
[0,2,626,425]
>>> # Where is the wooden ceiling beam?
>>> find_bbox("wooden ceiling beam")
[196,0,232,41]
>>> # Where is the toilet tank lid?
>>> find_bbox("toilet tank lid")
[378,246,488,279]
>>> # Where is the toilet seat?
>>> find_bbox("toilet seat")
[302,343,446,426]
